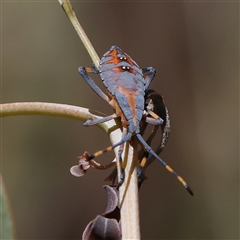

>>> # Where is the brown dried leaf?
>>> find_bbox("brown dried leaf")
[82,186,121,240]
[70,152,91,177]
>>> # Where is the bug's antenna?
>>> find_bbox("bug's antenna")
[136,134,193,196]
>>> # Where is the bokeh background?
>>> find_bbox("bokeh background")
[1,1,239,239]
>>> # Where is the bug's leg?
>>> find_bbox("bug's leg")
[83,113,118,126]
[145,112,164,125]
[142,67,156,91]
[144,90,170,153]
[139,91,167,155]
[138,106,170,188]
[86,131,132,161]
[138,121,160,188]
[138,90,171,188]
[78,66,109,103]
[136,133,193,195]
[144,91,170,160]
[85,128,131,189]
[138,150,149,188]
[116,140,126,190]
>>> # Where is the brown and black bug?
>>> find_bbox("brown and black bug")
[78,45,193,195]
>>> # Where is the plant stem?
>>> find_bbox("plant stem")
[58,0,100,67]
[118,139,140,239]
[1,102,91,120]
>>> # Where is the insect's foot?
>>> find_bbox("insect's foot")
[116,180,123,190]
[86,154,95,161]
[83,118,93,126]
[186,185,194,196]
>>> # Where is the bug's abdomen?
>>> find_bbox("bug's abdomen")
[114,88,144,134]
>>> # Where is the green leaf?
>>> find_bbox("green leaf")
[0,175,14,240]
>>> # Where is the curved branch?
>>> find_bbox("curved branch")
[1,102,107,132]
[0,102,125,147]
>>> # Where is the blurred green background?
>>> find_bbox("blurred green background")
[1,1,239,239]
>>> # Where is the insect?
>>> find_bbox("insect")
[78,45,193,195]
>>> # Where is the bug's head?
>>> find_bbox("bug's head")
[107,45,127,60]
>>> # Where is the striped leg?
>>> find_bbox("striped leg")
[136,134,193,196]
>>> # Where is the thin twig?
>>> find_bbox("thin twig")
[58,0,99,67]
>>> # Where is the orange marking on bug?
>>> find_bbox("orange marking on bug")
[149,110,159,120]
[166,165,174,173]
[104,49,137,74]
[94,150,104,157]
[177,176,187,187]
[106,146,113,152]
[85,67,93,73]
[108,48,118,57]
[124,53,136,67]
[140,157,147,168]
[108,94,128,128]
[91,146,114,159]
[127,95,137,125]
[105,49,121,65]
[118,87,138,125]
